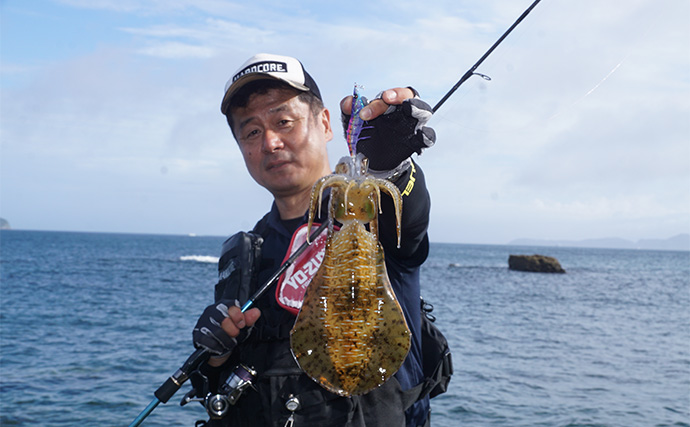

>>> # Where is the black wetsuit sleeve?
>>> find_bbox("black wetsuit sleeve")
[377,160,430,265]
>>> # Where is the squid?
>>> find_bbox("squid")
[290,85,411,396]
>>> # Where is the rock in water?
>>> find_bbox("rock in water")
[508,254,565,273]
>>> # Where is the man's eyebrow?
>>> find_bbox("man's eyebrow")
[268,104,290,114]
[238,104,295,131]
[238,116,255,132]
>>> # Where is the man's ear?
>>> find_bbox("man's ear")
[320,108,333,142]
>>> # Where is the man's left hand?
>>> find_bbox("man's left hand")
[341,87,416,121]
[340,87,436,172]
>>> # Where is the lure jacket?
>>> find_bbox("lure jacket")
[198,161,450,427]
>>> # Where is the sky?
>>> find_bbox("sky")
[1,0,688,245]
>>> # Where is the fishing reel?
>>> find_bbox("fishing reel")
[181,364,257,419]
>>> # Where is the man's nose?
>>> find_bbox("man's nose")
[261,129,284,153]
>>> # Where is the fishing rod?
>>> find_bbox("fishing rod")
[433,0,542,113]
[128,220,330,427]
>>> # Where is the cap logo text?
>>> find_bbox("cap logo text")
[233,61,288,82]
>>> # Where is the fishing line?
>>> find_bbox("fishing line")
[544,57,628,123]
[434,1,667,139]
[433,0,543,113]
[543,3,669,123]
[436,54,628,137]
[428,0,544,136]
[433,1,670,136]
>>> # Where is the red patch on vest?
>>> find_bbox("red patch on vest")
[276,223,333,315]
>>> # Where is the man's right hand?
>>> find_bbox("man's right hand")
[193,300,261,362]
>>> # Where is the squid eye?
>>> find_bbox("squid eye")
[335,203,346,218]
[364,199,376,220]
[333,194,346,218]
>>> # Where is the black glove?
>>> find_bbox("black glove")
[193,299,248,357]
[342,93,436,172]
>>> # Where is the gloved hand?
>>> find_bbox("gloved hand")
[341,89,436,172]
[192,299,259,357]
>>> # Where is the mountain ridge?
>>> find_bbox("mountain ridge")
[508,233,690,251]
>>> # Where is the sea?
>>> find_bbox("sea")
[0,230,688,426]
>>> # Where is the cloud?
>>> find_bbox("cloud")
[120,18,276,59]
[135,42,216,59]
[2,0,688,242]
[53,0,243,15]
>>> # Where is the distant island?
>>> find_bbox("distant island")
[0,218,10,230]
[509,234,690,251]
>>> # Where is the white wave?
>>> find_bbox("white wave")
[179,255,219,264]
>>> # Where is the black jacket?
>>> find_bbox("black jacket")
[206,161,431,427]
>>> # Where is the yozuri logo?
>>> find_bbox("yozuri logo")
[282,250,325,290]
[276,223,335,315]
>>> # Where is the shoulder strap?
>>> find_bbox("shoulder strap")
[214,216,265,303]
[252,212,271,237]
[401,300,453,409]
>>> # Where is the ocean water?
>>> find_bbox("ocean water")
[0,230,688,426]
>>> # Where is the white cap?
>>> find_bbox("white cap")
[221,53,322,115]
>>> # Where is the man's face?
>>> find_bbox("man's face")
[230,88,333,199]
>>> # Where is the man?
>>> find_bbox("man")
[192,53,436,426]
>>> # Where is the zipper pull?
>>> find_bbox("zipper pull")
[283,394,300,427]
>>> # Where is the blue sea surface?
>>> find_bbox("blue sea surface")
[1,230,688,426]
